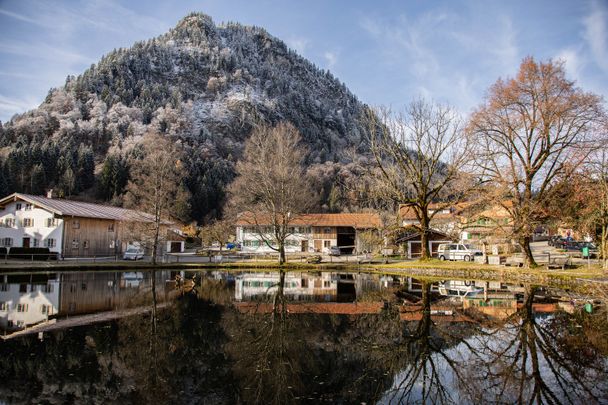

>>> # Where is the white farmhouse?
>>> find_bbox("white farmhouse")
[235,212,381,254]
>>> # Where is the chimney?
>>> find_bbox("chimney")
[46,189,55,199]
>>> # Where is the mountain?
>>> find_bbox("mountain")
[0,13,371,223]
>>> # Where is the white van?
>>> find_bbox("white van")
[123,245,145,260]
[437,243,482,262]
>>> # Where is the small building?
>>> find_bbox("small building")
[395,228,452,259]
[0,193,176,258]
[235,212,382,254]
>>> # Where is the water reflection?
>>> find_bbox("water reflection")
[0,269,606,404]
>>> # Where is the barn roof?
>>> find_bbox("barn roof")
[235,212,382,228]
[0,193,166,223]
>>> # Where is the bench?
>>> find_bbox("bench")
[546,256,571,270]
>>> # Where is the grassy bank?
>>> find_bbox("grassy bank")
[0,258,605,284]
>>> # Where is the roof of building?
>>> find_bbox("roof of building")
[235,212,382,228]
[399,203,463,221]
[0,193,164,223]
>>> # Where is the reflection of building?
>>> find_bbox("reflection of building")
[235,213,381,254]
[0,271,172,334]
[0,274,60,331]
[235,272,339,302]
[59,271,170,315]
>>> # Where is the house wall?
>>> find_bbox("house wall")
[236,225,344,254]
[62,217,119,257]
[0,200,64,253]
[237,226,312,253]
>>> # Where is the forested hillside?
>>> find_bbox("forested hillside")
[0,12,371,223]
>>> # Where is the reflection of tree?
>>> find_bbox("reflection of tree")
[372,281,477,404]
[226,270,300,404]
[466,286,608,404]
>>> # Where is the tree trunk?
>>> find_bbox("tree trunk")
[152,220,160,266]
[279,242,286,265]
[520,235,537,267]
[419,213,431,260]
[602,224,607,271]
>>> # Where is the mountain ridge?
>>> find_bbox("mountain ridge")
[0,12,371,223]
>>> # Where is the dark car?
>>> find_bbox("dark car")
[562,241,582,251]
[549,236,565,247]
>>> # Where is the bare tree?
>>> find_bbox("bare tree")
[588,147,608,270]
[364,99,472,259]
[124,133,190,265]
[200,219,233,252]
[468,57,605,266]
[229,122,315,265]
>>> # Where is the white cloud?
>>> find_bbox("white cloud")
[0,94,39,122]
[286,36,309,55]
[489,16,519,74]
[555,47,584,82]
[323,51,338,69]
[0,8,50,27]
[584,0,608,72]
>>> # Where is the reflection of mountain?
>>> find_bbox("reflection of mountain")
[0,270,606,404]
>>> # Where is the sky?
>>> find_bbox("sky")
[0,0,607,122]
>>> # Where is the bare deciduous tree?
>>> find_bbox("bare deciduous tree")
[364,99,472,259]
[124,133,190,265]
[229,122,315,265]
[201,219,233,252]
[468,57,605,266]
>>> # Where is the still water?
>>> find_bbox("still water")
[0,269,606,404]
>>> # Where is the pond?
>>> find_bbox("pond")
[0,269,606,404]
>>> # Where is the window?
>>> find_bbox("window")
[0,238,12,247]
[25,203,32,210]
[323,227,332,234]
[41,284,53,293]
[4,218,15,227]
[324,240,331,248]
[81,283,87,291]
[83,240,89,249]
[45,218,58,227]
[301,278,309,288]
[41,305,51,314]
[72,219,80,229]
[0,284,9,292]
[23,218,33,227]
[109,240,115,249]
[15,203,21,210]
[323,280,331,288]
[72,239,79,249]
[0,302,8,311]
[16,303,28,312]
[45,238,56,248]
[32,239,39,247]
[108,223,115,232]
[19,284,27,293]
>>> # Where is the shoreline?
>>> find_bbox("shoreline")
[0,259,605,287]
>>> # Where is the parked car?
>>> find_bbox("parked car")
[329,246,341,256]
[123,246,145,260]
[548,236,565,247]
[437,243,483,262]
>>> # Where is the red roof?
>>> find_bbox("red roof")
[235,212,381,228]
